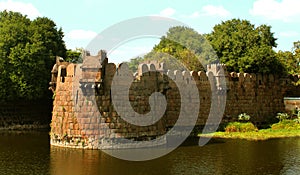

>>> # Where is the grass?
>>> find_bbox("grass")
[199,120,300,141]
[225,122,258,132]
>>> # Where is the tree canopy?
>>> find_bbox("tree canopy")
[127,21,286,74]
[206,18,284,74]
[0,10,66,101]
[65,48,84,63]
[277,41,300,75]
[142,26,217,71]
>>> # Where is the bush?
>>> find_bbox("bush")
[271,120,300,130]
[225,122,258,132]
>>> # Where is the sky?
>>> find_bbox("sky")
[1,0,300,63]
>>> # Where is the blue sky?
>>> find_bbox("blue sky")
[1,0,300,63]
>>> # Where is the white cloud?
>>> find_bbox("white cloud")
[66,29,98,40]
[185,5,231,19]
[159,7,176,17]
[279,31,299,37]
[201,5,231,17]
[188,11,200,18]
[0,0,41,19]
[250,0,300,22]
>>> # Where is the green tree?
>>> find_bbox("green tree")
[206,18,283,74]
[65,48,83,63]
[292,41,300,74]
[0,10,66,101]
[30,17,66,70]
[277,51,295,74]
[126,56,144,73]
[143,26,217,71]
[277,41,300,77]
[0,11,31,100]
[8,43,48,99]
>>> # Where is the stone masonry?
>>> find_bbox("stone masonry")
[49,50,300,149]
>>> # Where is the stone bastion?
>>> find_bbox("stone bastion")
[48,50,300,149]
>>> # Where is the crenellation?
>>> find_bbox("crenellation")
[167,70,175,80]
[49,50,300,149]
[198,71,207,81]
[230,72,238,80]
[138,63,149,77]
[244,73,251,83]
[182,71,190,84]
[148,63,156,71]
[257,73,264,85]
[237,73,244,84]
[174,70,183,81]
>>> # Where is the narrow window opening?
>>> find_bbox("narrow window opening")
[61,68,67,83]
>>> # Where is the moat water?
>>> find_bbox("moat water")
[0,131,299,175]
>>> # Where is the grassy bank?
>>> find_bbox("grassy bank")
[199,128,300,141]
[199,113,300,141]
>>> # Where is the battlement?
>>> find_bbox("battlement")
[207,63,226,75]
[49,50,299,90]
[49,50,300,150]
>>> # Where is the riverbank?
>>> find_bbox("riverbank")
[199,118,300,141]
[199,128,300,141]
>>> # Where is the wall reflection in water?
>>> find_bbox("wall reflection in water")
[49,138,300,175]
[50,146,171,175]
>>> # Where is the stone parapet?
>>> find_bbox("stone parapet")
[49,50,300,149]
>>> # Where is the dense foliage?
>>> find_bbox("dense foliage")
[277,41,300,76]
[0,11,66,101]
[126,56,143,73]
[128,20,291,74]
[135,26,218,72]
[65,48,83,63]
[206,19,284,74]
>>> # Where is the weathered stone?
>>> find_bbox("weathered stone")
[49,51,300,150]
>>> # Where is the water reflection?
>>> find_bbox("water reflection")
[50,146,172,175]
[49,137,300,175]
[0,131,50,175]
[280,138,300,175]
[0,132,300,175]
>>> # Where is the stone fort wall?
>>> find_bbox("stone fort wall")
[49,50,300,149]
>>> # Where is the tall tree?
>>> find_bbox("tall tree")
[0,11,31,100]
[0,10,66,101]
[65,48,84,63]
[30,17,66,70]
[277,41,300,75]
[206,18,283,74]
[143,26,217,71]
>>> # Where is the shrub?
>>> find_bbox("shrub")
[225,122,258,132]
[225,122,240,132]
[271,120,300,130]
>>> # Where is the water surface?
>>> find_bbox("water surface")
[0,132,299,175]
